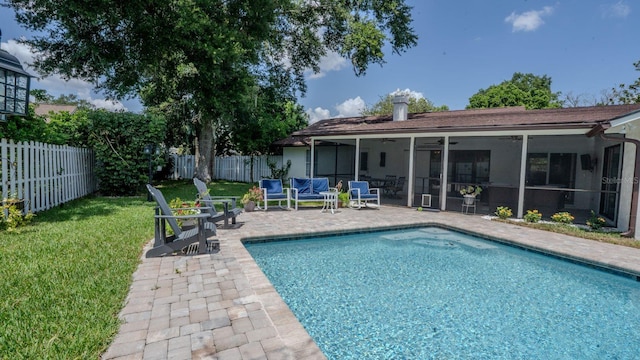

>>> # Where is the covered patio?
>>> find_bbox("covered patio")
[285,101,640,234]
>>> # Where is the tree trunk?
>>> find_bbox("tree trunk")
[195,119,215,182]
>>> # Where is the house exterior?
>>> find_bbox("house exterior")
[282,96,640,238]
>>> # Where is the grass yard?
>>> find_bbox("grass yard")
[0,180,252,359]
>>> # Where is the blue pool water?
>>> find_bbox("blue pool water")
[244,227,640,359]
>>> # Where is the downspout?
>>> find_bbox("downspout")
[598,132,640,238]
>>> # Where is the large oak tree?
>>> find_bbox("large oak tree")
[5,0,418,181]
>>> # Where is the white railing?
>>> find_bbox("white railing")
[1,138,97,213]
[169,154,283,183]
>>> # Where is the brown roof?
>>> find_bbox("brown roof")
[273,136,311,147]
[293,104,640,137]
[34,104,78,117]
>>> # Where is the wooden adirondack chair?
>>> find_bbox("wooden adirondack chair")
[146,184,218,257]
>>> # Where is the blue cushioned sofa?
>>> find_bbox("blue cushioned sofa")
[290,177,335,210]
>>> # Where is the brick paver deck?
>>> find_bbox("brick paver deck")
[101,206,640,359]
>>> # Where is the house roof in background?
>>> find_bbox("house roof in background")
[293,104,640,137]
[34,104,78,118]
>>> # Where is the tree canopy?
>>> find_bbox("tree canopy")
[607,60,640,105]
[467,73,562,110]
[362,93,448,116]
[6,0,419,181]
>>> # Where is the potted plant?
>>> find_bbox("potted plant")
[168,197,200,227]
[459,185,482,204]
[338,191,350,208]
[241,186,263,212]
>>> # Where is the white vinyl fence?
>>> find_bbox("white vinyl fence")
[170,154,282,183]
[1,138,97,214]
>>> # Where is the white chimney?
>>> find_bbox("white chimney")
[393,94,409,121]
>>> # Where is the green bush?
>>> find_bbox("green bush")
[495,206,512,219]
[87,110,166,196]
[0,201,34,231]
[551,211,574,224]
[524,209,542,223]
[586,210,607,230]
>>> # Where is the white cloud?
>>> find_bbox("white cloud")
[335,96,365,117]
[505,6,554,32]
[306,51,348,79]
[391,88,425,99]
[1,39,129,112]
[601,1,631,18]
[305,96,366,123]
[306,107,331,123]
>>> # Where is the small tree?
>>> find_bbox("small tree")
[267,159,292,183]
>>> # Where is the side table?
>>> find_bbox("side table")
[320,191,338,214]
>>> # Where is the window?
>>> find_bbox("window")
[448,150,490,184]
[360,152,368,171]
[379,152,386,167]
[526,153,576,187]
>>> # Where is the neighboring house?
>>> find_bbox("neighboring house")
[282,95,640,238]
[34,104,78,122]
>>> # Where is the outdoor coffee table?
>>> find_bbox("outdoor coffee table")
[320,191,338,214]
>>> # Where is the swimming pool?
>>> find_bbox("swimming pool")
[245,227,640,359]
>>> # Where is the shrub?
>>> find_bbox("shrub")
[586,210,607,230]
[495,206,513,219]
[524,209,542,223]
[0,202,35,231]
[87,110,166,196]
[551,211,574,224]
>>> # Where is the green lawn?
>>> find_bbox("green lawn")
[0,180,251,359]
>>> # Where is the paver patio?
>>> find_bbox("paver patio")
[102,206,640,360]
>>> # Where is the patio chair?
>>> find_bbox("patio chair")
[146,184,218,258]
[348,180,380,209]
[382,175,397,197]
[259,179,291,210]
[390,176,406,198]
[193,178,242,228]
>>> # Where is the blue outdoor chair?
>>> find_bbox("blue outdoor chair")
[259,179,291,210]
[348,180,381,209]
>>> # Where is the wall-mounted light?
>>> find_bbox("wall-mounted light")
[0,29,32,120]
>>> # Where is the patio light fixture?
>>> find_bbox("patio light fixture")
[0,28,31,121]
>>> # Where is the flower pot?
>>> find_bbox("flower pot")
[244,201,256,212]
[463,195,476,205]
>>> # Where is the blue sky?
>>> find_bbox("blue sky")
[1,1,639,119]
[300,0,640,122]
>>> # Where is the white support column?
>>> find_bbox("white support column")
[310,138,315,177]
[407,136,416,207]
[517,135,529,218]
[354,138,360,180]
[441,136,450,211]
